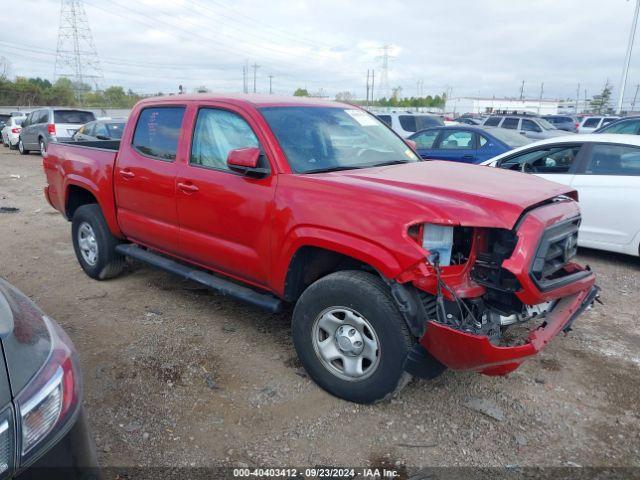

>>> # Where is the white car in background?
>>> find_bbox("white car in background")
[1,116,26,149]
[482,134,640,256]
[375,112,444,137]
[578,116,619,134]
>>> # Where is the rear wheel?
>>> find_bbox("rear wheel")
[18,138,29,155]
[71,204,125,280]
[292,270,414,404]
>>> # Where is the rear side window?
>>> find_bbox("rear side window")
[439,130,474,149]
[484,116,501,126]
[502,117,519,129]
[582,118,600,128]
[377,115,392,127]
[132,107,185,161]
[585,144,640,176]
[415,115,443,129]
[36,110,49,124]
[190,108,259,172]
[54,110,95,124]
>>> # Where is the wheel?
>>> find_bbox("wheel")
[39,138,46,156]
[71,204,125,280]
[18,138,29,155]
[8,141,17,150]
[292,270,414,404]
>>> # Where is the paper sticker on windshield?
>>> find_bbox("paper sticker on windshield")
[345,109,378,126]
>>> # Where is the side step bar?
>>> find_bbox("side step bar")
[115,244,283,313]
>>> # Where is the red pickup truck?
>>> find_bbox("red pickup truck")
[43,95,598,404]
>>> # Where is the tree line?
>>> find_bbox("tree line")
[294,87,445,109]
[0,77,143,108]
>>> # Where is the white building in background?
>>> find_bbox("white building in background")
[445,97,560,116]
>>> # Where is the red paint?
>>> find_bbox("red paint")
[227,146,261,168]
[43,94,597,375]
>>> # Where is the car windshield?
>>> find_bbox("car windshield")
[537,118,556,130]
[106,122,125,139]
[260,106,419,173]
[483,127,532,147]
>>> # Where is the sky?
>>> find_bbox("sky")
[2,0,640,105]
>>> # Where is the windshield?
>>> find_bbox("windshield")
[537,118,556,130]
[260,106,419,173]
[483,127,532,147]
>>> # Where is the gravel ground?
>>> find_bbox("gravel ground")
[0,147,639,472]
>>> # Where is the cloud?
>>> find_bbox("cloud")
[2,0,639,103]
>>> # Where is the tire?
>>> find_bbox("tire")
[292,270,414,404]
[71,204,125,280]
[8,141,17,150]
[18,138,29,155]
[39,138,46,157]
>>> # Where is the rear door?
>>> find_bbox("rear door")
[22,110,41,148]
[114,105,186,253]
[428,128,478,163]
[175,103,277,285]
[570,142,640,248]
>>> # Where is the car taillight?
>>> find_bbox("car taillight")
[47,124,56,135]
[0,407,15,479]
[15,316,80,466]
[11,128,20,134]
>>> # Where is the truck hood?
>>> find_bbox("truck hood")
[311,161,576,229]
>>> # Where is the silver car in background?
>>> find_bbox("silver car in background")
[481,114,572,140]
[1,116,26,149]
[18,108,96,156]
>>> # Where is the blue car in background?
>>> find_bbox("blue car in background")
[408,125,533,164]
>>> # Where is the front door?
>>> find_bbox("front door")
[114,105,186,253]
[571,142,640,247]
[176,106,276,286]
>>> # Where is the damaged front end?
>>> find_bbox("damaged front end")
[396,198,599,377]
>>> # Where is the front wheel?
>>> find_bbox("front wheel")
[71,204,125,280]
[18,138,29,155]
[292,270,414,404]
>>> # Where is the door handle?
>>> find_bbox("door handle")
[119,169,135,179]
[462,154,474,159]
[177,182,199,193]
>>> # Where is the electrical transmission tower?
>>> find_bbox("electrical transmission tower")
[54,0,104,98]
[377,45,394,99]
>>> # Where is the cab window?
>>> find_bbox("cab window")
[132,107,185,161]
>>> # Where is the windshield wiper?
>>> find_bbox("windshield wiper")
[304,165,360,174]
[367,160,411,167]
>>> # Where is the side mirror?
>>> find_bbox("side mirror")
[404,139,417,150]
[227,147,268,177]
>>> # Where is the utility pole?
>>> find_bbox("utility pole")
[617,0,640,113]
[242,64,247,93]
[365,70,370,107]
[268,75,274,94]
[371,69,375,103]
[584,89,588,113]
[519,80,525,101]
[537,82,544,114]
[54,0,104,100]
[575,83,581,114]
[251,62,260,93]
[632,84,640,112]
[378,45,393,98]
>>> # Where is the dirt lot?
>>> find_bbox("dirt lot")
[1,147,639,471]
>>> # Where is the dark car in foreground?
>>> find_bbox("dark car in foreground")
[0,278,96,479]
[542,115,579,133]
[72,119,126,142]
[408,125,532,163]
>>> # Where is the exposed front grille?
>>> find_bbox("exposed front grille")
[530,216,585,291]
